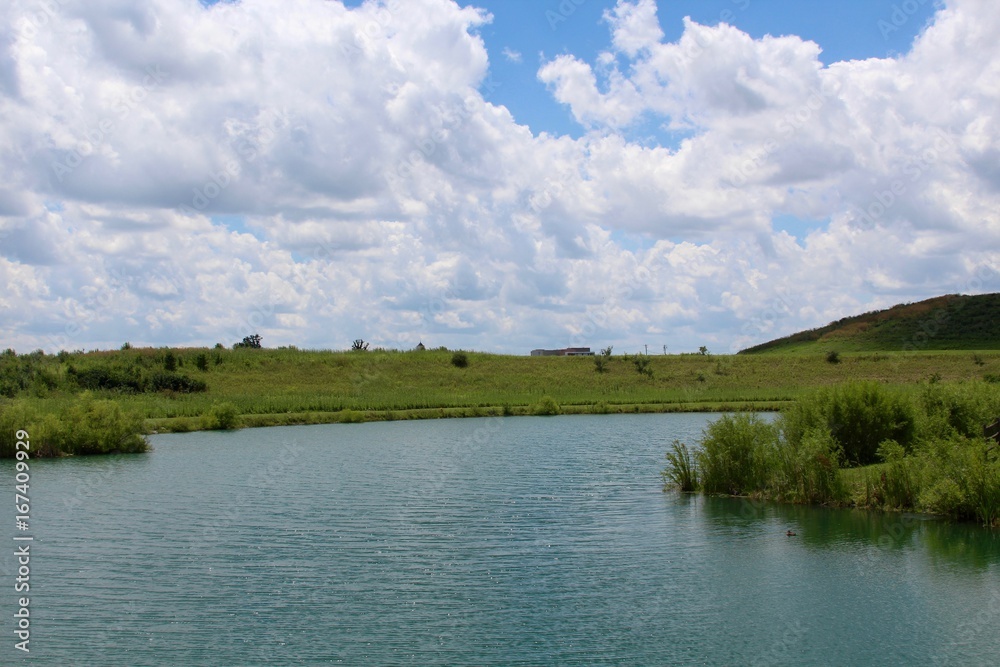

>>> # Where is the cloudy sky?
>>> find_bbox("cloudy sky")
[1,0,997,355]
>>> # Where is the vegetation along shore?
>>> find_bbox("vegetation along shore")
[2,292,999,526]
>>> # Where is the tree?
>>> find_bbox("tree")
[632,355,653,378]
[699,346,709,356]
[351,339,369,352]
[234,334,262,349]
[594,345,614,373]
[163,350,177,371]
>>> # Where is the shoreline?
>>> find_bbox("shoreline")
[145,399,790,434]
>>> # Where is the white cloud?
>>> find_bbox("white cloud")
[501,46,521,63]
[0,0,998,356]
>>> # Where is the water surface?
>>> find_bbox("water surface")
[2,413,998,665]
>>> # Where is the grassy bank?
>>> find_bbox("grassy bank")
[2,345,999,456]
[662,381,1000,527]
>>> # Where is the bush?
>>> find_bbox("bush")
[148,372,207,393]
[339,409,366,423]
[69,366,144,393]
[0,397,149,457]
[532,396,561,416]
[61,398,149,455]
[205,402,240,430]
[782,382,916,466]
[870,440,919,509]
[918,436,1000,526]
[774,428,846,504]
[916,381,1000,441]
[696,413,777,496]
[451,352,469,368]
[826,350,841,364]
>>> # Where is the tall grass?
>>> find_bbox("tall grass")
[662,441,698,492]
[666,380,1000,525]
[696,413,776,496]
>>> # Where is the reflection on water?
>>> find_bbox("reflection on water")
[696,491,1000,570]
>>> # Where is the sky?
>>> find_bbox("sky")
[1,0,998,355]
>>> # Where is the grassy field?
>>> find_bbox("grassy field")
[2,345,1000,438]
[740,293,1000,354]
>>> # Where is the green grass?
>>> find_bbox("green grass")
[741,293,1000,354]
[663,380,1000,526]
[3,345,1000,456]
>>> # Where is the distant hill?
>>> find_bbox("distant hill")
[739,293,1000,354]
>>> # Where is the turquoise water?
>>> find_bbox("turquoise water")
[3,413,999,665]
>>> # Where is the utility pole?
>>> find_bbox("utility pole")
[663,344,667,355]
[644,344,648,356]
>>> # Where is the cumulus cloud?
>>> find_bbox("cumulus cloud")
[0,0,998,355]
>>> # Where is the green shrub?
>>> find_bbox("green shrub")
[873,440,918,509]
[1,397,148,457]
[451,352,469,368]
[774,427,846,504]
[917,381,1000,441]
[148,372,207,393]
[0,400,41,457]
[826,350,841,364]
[696,413,777,496]
[782,382,916,466]
[532,396,561,416]
[205,402,240,430]
[918,436,1000,526]
[339,409,366,423]
[663,441,698,492]
[61,398,149,455]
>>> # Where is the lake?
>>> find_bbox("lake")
[3,413,999,665]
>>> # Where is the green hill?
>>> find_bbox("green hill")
[740,293,1000,354]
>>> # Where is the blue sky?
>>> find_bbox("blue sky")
[464,0,938,140]
[1,0,997,355]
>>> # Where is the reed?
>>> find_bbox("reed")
[662,440,698,492]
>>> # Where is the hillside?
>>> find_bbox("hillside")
[739,293,1000,354]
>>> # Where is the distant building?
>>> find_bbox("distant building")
[530,347,595,357]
